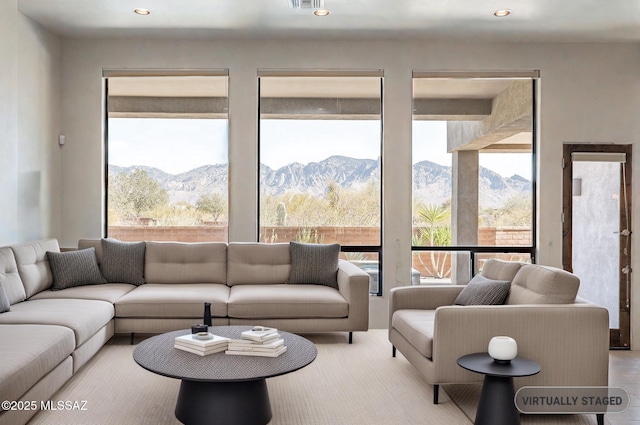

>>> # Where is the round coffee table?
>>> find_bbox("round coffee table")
[457,352,540,425]
[133,326,317,425]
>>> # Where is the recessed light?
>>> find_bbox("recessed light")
[494,9,511,17]
[314,9,330,16]
[134,8,151,15]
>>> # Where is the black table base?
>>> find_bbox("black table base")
[175,379,272,425]
[475,375,520,425]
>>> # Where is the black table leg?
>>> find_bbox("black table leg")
[475,375,520,425]
[175,378,272,425]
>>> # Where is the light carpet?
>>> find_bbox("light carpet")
[28,330,597,425]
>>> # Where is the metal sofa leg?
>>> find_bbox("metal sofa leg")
[130,333,134,345]
[433,385,439,404]
[392,346,396,357]
[348,332,353,344]
[596,413,603,425]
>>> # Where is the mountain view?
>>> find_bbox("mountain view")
[108,155,531,208]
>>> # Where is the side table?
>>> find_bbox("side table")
[457,352,540,425]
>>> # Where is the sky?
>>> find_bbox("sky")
[108,118,532,179]
[108,118,228,174]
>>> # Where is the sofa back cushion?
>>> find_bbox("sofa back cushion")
[227,243,290,286]
[10,239,59,298]
[78,239,102,264]
[506,264,580,305]
[0,247,26,305]
[145,242,227,284]
[481,259,523,281]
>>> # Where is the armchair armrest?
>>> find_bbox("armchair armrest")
[337,260,370,330]
[431,303,609,388]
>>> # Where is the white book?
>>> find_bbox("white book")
[174,343,227,356]
[228,339,285,352]
[175,339,228,351]
[240,327,279,342]
[228,336,283,347]
[175,333,230,349]
[225,346,287,358]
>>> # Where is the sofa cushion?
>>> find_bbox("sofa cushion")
[10,239,59,298]
[100,239,146,286]
[288,242,340,289]
[228,284,348,319]
[481,259,523,281]
[78,239,103,263]
[29,283,136,304]
[115,283,229,318]
[454,274,511,306]
[47,247,106,290]
[0,247,26,305]
[391,309,436,358]
[0,324,75,404]
[145,242,227,284]
[0,278,10,313]
[0,298,114,347]
[227,243,291,286]
[506,264,580,305]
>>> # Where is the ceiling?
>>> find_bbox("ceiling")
[16,0,640,42]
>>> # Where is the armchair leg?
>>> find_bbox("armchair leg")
[433,385,439,404]
[348,332,353,344]
[130,333,134,345]
[596,413,603,425]
[392,346,396,357]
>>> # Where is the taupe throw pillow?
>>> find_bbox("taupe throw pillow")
[100,239,146,285]
[288,241,340,289]
[47,248,107,290]
[0,278,10,313]
[454,274,511,306]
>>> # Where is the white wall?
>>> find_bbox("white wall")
[17,15,63,242]
[58,38,640,336]
[0,4,62,246]
[0,0,19,244]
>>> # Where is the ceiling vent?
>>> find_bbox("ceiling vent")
[289,0,324,9]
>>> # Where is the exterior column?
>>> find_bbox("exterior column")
[451,150,479,284]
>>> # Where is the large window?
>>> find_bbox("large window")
[411,74,536,284]
[105,73,229,242]
[258,72,383,294]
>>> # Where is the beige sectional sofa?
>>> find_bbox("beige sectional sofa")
[388,259,610,424]
[0,238,370,425]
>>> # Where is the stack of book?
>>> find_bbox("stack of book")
[225,327,287,357]
[174,333,230,356]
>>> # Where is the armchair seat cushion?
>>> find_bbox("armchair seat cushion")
[391,309,435,358]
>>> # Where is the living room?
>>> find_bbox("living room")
[1,0,640,424]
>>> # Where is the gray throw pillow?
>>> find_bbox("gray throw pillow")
[288,241,340,289]
[100,239,146,286]
[47,248,107,290]
[0,278,10,313]
[454,274,511,306]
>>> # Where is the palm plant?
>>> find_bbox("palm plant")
[413,203,452,279]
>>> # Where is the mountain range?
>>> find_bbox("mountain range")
[108,155,531,208]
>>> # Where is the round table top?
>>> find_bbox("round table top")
[133,326,317,382]
[457,352,541,378]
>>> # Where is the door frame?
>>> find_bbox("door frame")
[562,143,632,348]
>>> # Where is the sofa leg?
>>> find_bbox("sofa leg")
[433,385,439,404]
[596,413,604,425]
[392,346,396,357]
[130,333,134,345]
[348,332,353,344]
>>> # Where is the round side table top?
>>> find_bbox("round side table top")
[457,352,541,378]
[133,326,317,382]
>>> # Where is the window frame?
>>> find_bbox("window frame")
[256,72,384,296]
[410,74,538,282]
